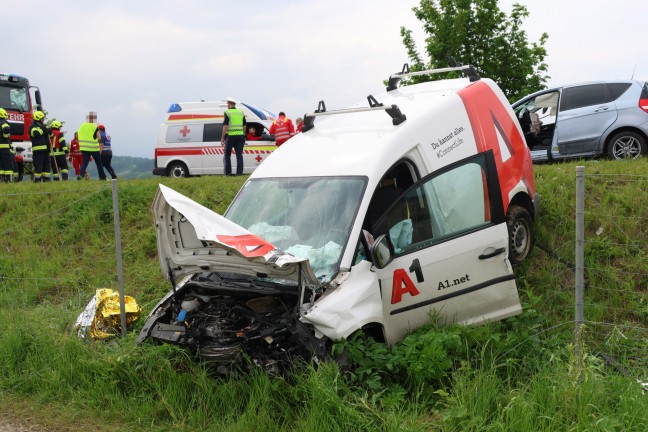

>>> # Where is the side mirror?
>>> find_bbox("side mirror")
[369,234,395,269]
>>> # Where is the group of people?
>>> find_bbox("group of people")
[223,97,303,176]
[0,109,116,182]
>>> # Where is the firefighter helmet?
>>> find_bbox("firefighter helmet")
[0,108,7,119]
[51,120,63,129]
[33,110,45,121]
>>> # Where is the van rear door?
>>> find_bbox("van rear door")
[373,151,521,344]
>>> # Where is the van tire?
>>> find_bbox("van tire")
[506,205,534,265]
[167,162,189,178]
[607,131,647,160]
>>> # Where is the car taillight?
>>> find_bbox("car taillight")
[640,98,648,114]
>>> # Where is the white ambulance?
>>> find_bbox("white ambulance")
[152,100,277,178]
[139,66,541,370]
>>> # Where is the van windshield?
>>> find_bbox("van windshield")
[225,177,366,282]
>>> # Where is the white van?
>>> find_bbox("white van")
[139,66,541,370]
[152,100,277,178]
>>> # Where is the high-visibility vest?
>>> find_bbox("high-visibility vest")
[225,108,244,135]
[0,119,10,148]
[50,129,68,156]
[30,121,50,151]
[78,123,100,152]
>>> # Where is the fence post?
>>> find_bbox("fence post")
[111,179,127,338]
[575,166,585,342]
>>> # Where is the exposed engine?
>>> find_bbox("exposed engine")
[140,274,327,374]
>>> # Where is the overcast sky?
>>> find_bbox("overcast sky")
[7,0,647,158]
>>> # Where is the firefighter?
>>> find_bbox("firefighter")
[268,112,295,146]
[220,97,247,176]
[29,110,51,182]
[0,108,13,182]
[49,121,70,180]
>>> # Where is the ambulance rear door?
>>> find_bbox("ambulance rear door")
[373,150,521,344]
[164,122,207,175]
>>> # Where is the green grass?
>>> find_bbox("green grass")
[0,161,646,431]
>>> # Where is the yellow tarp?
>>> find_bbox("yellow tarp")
[75,288,142,340]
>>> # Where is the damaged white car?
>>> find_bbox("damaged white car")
[138,66,540,372]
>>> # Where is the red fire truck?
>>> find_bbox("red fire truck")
[0,73,43,165]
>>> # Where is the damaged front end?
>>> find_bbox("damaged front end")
[138,273,328,373]
[138,185,329,373]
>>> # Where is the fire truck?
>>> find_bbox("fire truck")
[0,73,43,164]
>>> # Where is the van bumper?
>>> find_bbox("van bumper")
[152,167,166,176]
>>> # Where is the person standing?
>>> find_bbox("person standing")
[68,132,83,179]
[269,112,295,146]
[0,108,14,182]
[220,97,246,176]
[29,110,51,182]
[295,117,304,134]
[98,124,117,179]
[49,120,70,180]
[77,111,106,180]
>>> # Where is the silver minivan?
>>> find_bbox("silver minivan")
[512,80,648,161]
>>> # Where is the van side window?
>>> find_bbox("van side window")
[379,155,494,256]
[203,123,223,142]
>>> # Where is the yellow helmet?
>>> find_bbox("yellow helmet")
[0,108,7,119]
[33,110,45,121]
[51,120,63,129]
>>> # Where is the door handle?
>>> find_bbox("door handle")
[479,247,506,260]
[594,106,609,112]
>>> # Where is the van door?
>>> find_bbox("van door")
[373,151,520,344]
[201,123,224,175]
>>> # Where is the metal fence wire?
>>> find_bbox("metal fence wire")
[575,167,647,387]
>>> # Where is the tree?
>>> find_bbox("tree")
[400,0,549,102]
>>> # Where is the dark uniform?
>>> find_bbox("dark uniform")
[50,121,70,180]
[29,111,51,182]
[0,109,13,182]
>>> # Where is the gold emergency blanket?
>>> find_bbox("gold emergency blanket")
[74,288,142,339]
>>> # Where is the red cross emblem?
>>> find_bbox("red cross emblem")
[255,155,263,163]
[179,126,191,137]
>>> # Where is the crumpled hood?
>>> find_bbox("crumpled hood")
[152,184,319,287]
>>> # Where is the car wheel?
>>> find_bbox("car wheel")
[607,131,647,160]
[167,162,189,178]
[506,205,534,265]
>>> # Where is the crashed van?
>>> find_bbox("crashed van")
[138,65,540,372]
[152,100,277,178]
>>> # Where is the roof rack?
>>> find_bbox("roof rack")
[301,95,406,132]
[386,63,480,91]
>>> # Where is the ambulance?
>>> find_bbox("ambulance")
[139,65,541,371]
[152,100,277,177]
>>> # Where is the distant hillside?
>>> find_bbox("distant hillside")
[85,155,155,179]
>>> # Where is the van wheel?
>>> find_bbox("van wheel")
[167,162,189,178]
[506,205,534,265]
[607,131,646,160]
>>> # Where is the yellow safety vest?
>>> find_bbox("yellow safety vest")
[225,108,244,135]
[78,123,100,152]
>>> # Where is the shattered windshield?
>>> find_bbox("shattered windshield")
[225,177,366,282]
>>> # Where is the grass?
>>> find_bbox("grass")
[0,160,646,431]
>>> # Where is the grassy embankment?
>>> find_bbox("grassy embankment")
[0,160,646,431]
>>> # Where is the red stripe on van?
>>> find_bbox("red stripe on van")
[157,147,203,156]
[167,114,225,121]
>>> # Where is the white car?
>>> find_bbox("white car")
[138,65,540,372]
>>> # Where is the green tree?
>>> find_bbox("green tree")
[400,0,549,101]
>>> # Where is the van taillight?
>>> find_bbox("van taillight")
[640,98,648,114]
